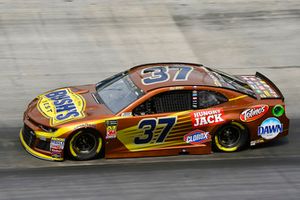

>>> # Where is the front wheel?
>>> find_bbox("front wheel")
[213,122,248,152]
[67,130,103,160]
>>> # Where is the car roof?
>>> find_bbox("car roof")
[128,62,222,92]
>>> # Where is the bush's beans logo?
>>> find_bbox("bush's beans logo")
[184,130,211,144]
[38,88,86,126]
[258,117,283,140]
[240,105,269,122]
[191,108,224,128]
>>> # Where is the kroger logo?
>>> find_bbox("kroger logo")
[258,117,283,140]
[184,130,211,144]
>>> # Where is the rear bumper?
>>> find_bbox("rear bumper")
[19,128,63,161]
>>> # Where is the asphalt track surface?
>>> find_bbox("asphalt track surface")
[0,0,300,199]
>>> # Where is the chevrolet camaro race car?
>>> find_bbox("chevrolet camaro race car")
[20,63,289,161]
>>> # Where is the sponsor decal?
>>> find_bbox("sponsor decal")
[240,105,269,122]
[74,123,96,130]
[50,138,65,158]
[170,86,184,90]
[191,108,224,128]
[106,120,118,139]
[38,88,85,126]
[258,117,283,140]
[240,76,279,98]
[250,138,264,146]
[192,90,198,108]
[259,86,265,90]
[184,130,211,144]
[264,90,271,97]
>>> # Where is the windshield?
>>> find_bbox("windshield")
[208,68,256,97]
[96,73,144,113]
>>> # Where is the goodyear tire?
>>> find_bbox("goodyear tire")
[213,122,248,152]
[67,130,103,161]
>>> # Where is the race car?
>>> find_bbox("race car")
[20,63,289,161]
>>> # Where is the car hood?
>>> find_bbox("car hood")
[25,84,114,128]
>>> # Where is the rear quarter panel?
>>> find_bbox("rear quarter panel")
[241,99,289,142]
[201,87,289,146]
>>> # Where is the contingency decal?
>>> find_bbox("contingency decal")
[250,138,265,146]
[74,123,96,130]
[184,130,211,145]
[38,88,86,126]
[106,120,118,139]
[191,108,224,128]
[192,90,198,109]
[258,117,283,140]
[240,75,279,98]
[50,138,65,158]
[240,105,269,122]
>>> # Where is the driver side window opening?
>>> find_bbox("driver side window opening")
[132,90,228,116]
[133,90,192,116]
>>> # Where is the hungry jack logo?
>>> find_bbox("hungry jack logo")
[191,108,224,128]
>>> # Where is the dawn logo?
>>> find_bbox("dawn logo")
[258,117,283,140]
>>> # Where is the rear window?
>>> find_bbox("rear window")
[207,68,256,97]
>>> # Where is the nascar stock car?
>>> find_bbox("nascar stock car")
[20,63,289,161]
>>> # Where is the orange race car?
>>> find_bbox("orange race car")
[20,63,289,161]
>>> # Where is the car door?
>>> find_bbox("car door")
[116,89,195,153]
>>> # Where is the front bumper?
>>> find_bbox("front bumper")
[19,127,63,161]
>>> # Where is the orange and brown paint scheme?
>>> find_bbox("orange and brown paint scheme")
[20,63,289,161]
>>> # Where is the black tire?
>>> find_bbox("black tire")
[67,130,103,161]
[213,122,248,152]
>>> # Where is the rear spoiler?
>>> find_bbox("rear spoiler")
[255,72,284,101]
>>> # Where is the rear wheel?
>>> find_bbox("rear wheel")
[213,122,248,152]
[67,130,103,160]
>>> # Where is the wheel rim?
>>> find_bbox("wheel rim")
[218,126,241,148]
[73,132,97,154]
